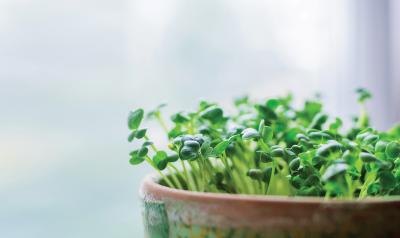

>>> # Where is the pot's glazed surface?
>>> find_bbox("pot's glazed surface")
[140,174,400,238]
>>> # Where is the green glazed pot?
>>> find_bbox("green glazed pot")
[141,174,400,238]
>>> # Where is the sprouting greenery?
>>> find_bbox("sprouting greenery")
[127,89,400,199]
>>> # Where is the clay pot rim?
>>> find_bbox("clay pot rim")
[141,173,400,204]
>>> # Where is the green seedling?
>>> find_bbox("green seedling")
[127,89,400,198]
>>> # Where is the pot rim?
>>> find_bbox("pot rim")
[141,173,400,204]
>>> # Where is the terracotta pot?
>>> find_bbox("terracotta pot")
[140,174,400,238]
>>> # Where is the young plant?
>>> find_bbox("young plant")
[127,89,400,198]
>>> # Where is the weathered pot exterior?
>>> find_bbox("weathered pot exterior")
[141,174,400,238]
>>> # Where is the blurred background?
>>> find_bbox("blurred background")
[1,0,399,237]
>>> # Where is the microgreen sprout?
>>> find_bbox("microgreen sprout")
[127,89,400,198]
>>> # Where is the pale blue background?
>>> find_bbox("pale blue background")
[0,0,399,237]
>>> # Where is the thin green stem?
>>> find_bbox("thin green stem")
[221,154,236,191]
[231,153,251,194]
[267,162,276,195]
[197,158,207,192]
[359,171,376,199]
[325,191,331,200]
[187,117,196,134]
[167,167,183,190]
[345,174,353,199]
[169,163,182,178]
[188,161,200,191]
[144,135,158,152]
[258,140,269,152]
[168,163,187,190]
[155,113,169,134]
[180,160,194,191]
[145,156,174,188]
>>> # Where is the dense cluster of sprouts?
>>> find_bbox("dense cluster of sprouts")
[128,89,400,198]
